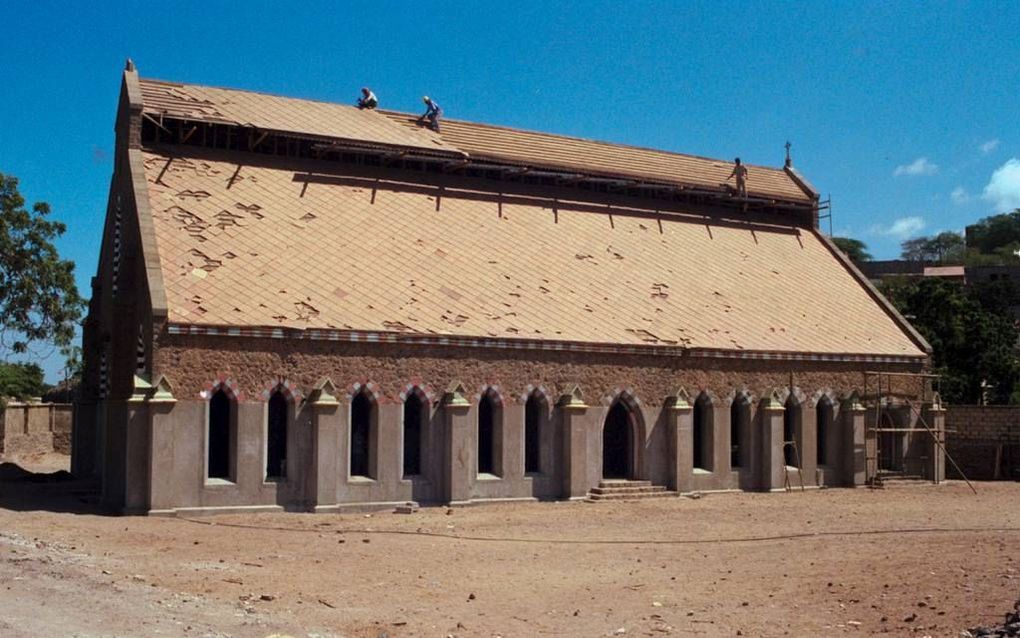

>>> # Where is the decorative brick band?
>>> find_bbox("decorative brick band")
[398,383,437,405]
[347,381,383,404]
[520,384,551,405]
[603,387,642,408]
[259,377,303,402]
[475,384,503,406]
[166,323,925,365]
[200,375,243,401]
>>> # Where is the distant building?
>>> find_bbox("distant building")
[856,260,965,283]
[74,63,942,515]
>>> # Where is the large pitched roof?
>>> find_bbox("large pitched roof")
[139,78,814,204]
[141,149,925,359]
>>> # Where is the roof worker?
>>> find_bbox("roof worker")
[727,157,748,198]
[357,87,378,110]
[417,95,442,133]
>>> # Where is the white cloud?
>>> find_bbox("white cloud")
[982,158,1020,211]
[870,215,926,239]
[980,139,1000,154]
[950,186,970,205]
[893,157,939,177]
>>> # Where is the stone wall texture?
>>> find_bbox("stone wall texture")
[0,403,73,458]
[153,333,927,408]
[946,405,1020,480]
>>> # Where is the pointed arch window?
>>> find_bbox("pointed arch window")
[208,388,236,480]
[693,393,714,471]
[730,395,750,469]
[350,390,376,478]
[524,392,546,474]
[816,396,833,466]
[403,391,426,477]
[478,390,503,476]
[784,395,802,468]
[266,390,289,479]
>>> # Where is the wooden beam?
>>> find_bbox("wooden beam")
[249,130,269,150]
[142,113,172,135]
[180,125,198,144]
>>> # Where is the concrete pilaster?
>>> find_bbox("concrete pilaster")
[760,399,786,491]
[71,400,99,478]
[669,404,693,492]
[841,398,867,486]
[560,404,591,499]
[99,400,125,511]
[800,405,818,487]
[147,400,176,513]
[122,399,151,513]
[235,402,264,490]
[308,380,340,511]
[443,402,472,504]
[921,401,946,483]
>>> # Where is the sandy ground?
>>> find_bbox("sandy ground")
[0,455,1018,638]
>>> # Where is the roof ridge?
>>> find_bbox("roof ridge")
[139,76,788,175]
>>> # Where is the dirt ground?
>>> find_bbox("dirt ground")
[0,454,1017,638]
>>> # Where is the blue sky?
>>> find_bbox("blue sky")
[2,0,1019,380]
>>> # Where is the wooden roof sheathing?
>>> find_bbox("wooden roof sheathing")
[382,113,813,202]
[142,150,924,358]
[139,77,813,203]
[139,79,461,154]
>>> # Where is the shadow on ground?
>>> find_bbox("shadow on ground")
[0,462,101,514]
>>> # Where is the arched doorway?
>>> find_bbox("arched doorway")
[602,401,633,479]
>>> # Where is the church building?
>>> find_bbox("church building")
[74,62,941,515]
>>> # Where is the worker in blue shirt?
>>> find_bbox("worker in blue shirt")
[357,87,378,110]
[418,96,442,132]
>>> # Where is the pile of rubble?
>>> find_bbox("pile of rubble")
[963,599,1020,637]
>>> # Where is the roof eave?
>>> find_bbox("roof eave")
[814,231,933,356]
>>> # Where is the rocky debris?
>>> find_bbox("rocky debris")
[394,501,419,514]
[963,598,1020,637]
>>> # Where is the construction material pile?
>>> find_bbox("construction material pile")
[963,599,1020,637]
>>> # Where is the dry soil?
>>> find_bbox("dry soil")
[0,454,1017,637]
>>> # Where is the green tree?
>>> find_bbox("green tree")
[0,172,84,357]
[929,231,966,264]
[0,361,46,404]
[900,237,931,262]
[831,237,872,262]
[966,210,1020,256]
[900,231,965,264]
[880,277,1019,404]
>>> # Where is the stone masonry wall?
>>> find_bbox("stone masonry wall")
[0,403,74,458]
[946,406,1020,480]
[153,333,927,407]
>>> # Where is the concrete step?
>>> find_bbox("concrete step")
[589,485,667,495]
[597,479,652,488]
[588,479,675,501]
[588,490,677,501]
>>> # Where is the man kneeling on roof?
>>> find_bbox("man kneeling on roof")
[357,87,378,109]
[418,95,442,132]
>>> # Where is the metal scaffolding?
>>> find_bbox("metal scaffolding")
[863,371,974,493]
